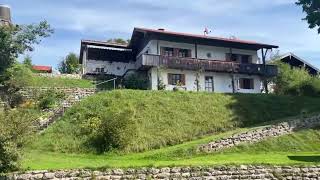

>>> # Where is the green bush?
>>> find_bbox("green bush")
[122,73,149,90]
[0,64,33,108]
[37,90,65,109]
[32,90,320,154]
[272,62,320,96]
[0,108,37,172]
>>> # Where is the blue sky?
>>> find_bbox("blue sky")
[2,0,320,69]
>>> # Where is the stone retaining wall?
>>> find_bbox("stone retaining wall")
[20,87,97,100]
[198,114,320,153]
[4,165,320,179]
[36,73,82,79]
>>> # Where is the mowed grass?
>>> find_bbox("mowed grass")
[22,128,320,170]
[28,90,320,153]
[29,75,95,88]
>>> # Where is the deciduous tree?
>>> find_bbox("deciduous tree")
[0,21,53,76]
[296,0,320,33]
[58,53,80,74]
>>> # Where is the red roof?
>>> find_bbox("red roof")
[32,65,52,72]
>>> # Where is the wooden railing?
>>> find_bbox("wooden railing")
[136,54,278,77]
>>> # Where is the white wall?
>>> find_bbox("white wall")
[150,67,262,93]
[139,40,259,63]
[86,60,135,76]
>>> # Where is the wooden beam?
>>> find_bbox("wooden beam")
[261,48,269,94]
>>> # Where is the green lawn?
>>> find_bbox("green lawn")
[29,76,95,88]
[22,128,320,170]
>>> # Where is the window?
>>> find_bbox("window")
[161,47,174,57]
[205,76,214,92]
[241,55,250,63]
[95,68,104,73]
[226,53,238,62]
[161,47,191,57]
[178,49,190,58]
[239,78,254,89]
[168,73,185,85]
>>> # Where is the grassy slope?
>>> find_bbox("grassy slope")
[28,90,320,153]
[29,76,94,88]
[23,128,320,170]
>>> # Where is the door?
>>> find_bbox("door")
[205,76,214,92]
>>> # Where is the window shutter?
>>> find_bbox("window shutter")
[168,74,172,85]
[181,74,186,85]
[160,47,165,56]
[250,79,254,89]
[187,49,192,58]
[174,48,179,57]
[239,79,244,89]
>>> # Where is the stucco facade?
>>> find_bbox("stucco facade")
[138,40,260,63]
[148,67,262,93]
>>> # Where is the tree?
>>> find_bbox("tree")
[0,108,36,172]
[0,21,53,76]
[22,55,32,69]
[1,64,33,108]
[106,38,130,45]
[296,0,320,33]
[58,53,80,74]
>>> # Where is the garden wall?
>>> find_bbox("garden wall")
[4,165,320,179]
[199,114,320,153]
[19,87,97,100]
[36,73,82,79]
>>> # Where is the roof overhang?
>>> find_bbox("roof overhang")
[79,40,132,64]
[278,52,320,72]
[129,27,278,52]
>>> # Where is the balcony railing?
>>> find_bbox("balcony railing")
[136,54,278,77]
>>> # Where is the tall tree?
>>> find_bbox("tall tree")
[0,21,53,76]
[22,55,33,69]
[296,0,320,33]
[58,53,80,74]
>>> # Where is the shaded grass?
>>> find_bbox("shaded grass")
[27,90,320,153]
[22,128,320,170]
[29,76,94,88]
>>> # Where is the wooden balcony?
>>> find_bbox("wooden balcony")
[136,54,278,77]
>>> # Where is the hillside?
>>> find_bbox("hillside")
[23,127,320,170]
[28,90,320,154]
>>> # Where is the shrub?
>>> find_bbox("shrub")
[37,90,65,109]
[272,62,320,96]
[0,64,33,108]
[0,108,37,172]
[122,73,149,90]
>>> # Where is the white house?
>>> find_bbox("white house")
[80,28,278,93]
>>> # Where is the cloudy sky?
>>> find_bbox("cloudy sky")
[2,0,320,69]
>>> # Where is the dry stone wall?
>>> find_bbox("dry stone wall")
[36,73,82,79]
[4,165,320,179]
[198,114,320,153]
[20,87,96,100]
